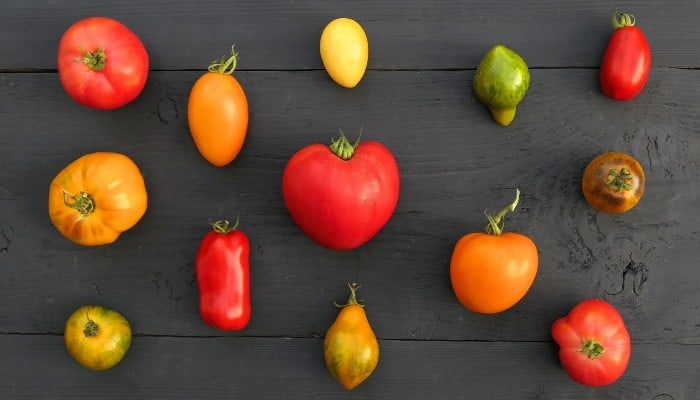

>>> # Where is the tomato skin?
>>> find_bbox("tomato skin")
[324,284,379,390]
[552,299,631,387]
[48,152,148,246]
[320,18,369,88]
[282,134,400,250]
[57,17,149,110]
[600,13,651,101]
[582,151,645,213]
[64,305,132,371]
[187,50,249,167]
[449,190,538,313]
[195,220,251,331]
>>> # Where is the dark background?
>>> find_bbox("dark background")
[1,1,699,399]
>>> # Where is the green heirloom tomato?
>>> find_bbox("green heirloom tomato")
[473,44,530,126]
[64,305,132,370]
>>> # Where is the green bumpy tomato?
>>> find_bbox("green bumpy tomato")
[64,305,132,371]
[473,44,530,126]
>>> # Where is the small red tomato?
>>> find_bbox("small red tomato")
[599,12,651,101]
[195,219,251,331]
[552,299,631,387]
[282,132,400,251]
[57,16,149,110]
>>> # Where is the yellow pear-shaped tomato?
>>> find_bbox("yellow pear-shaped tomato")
[64,305,132,371]
[324,283,379,390]
[48,151,148,246]
[320,17,369,88]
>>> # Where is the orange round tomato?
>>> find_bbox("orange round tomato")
[64,304,132,371]
[187,47,249,167]
[582,151,645,213]
[324,283,379,390]
[48,152,148,246]
[450,189,538,314]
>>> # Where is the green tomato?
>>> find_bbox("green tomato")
[64,305,132,370]
[473,44,530,126]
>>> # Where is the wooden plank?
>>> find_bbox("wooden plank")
[2,1,699,70]
[0,334,697,399]
[2,68,699,344]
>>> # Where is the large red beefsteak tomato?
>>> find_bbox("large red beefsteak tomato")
[551,298,631,387]
[282,133,400,250]
[57,16,149,110]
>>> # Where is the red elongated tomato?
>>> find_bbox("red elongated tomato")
[600,12,651,101]
[195,219,251,331]
[282,132,400,250]
[188,48,249,167]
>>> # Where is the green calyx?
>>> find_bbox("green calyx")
[612,12,636,29]
[329,130,360,160]
[208,46,239,75]
[484,189,521,236]
[580,339,606,359]
[212,214,240,234]
[81,48,107,71]
[83,318,99,337]
[63,190,95,217]
[607,168,633,191]
[334,282,365,308]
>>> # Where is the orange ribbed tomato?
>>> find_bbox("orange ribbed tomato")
[48,152,148,246]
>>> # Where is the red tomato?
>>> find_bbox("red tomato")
[282,132,400,251]
[552,299,631,387]
[57,17,149,110]
[187,47,249,167]
[195,219,251,331]
[599,12,651,101]
[450,189,538,313]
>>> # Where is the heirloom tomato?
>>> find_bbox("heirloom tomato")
[64,305,132,371]
[48,152,148,246]
[195,219,251,331]
[282,132,400,250]
[324,283,379,390]
[552,299,631,387]
[320,17,369,88]
[581,151,645,213]
[450,189,538,314]
[599,12,651,101]
[187,47,249,167]
[57,16,149,110]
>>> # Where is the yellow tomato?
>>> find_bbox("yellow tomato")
[320,18,369,88]
[48,152,148,246]
[64,305,132,371]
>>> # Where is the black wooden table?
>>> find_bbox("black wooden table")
[2,1,699,399]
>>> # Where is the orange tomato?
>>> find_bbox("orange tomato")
[581,151,645,213]
[48,152,148,246]
[450,189,538,314]
[324,283,379,390]
[188,47,249,167]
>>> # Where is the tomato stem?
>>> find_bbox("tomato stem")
[329,130,361,160]
[606,168,633,192]
[212,213,240,234]
[81,47,107,71]
[484,189,520,236]
[334,282,365,308]
[612,12,636,29]
[83,317,99,337]
[63,190,96,216]
[580,338,606,359]
[208,45,239,75]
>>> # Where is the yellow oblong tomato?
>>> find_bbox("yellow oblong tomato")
[324,283,379,390]
[320,17,369,88]
[188,48,249,167]
[64,305,132,371]
[48,151,148,246]
[450,189,538,314]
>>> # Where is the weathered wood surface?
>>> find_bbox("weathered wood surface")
[2,1,700,399]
